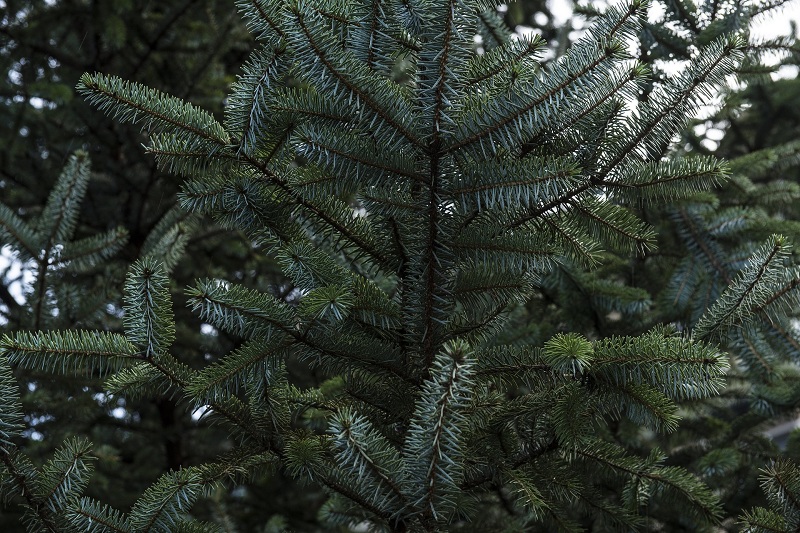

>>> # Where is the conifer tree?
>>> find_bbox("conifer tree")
[0,2,266,524]
[2,0,799,531]
[591,1,800,527]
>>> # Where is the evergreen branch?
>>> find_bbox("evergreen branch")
[730,325,778,377]
[1,330,138,376]
[453,268,537,311]
[129,468,205,533]
[759,460,800,521]
[186,279,298,340]
[198,447,278,486]
[476,8,512,50]
[694,235,790,340]
[240,154,394,269]
[236,0,287,40]
[571,486,644,531]
[0,356,24,452]
[187,280,409,381]
[1,452,60,533]
[504,469,550,517]
[520,66,645,158]
[284,434,393,520]
[580,275,651,317]
[288,3,423,149]
[707,204,752,241]
[57,227,129,273]
[575,443,723,523]
[0,203,39,260]
[473,345,552,386]
[602,382,680,433]
[543,332,594,377]
[225,44,289,154]
[26,150,97,329]
[330,408,407,513]
[449,49,622,155]
[505,181,594,231]
[77,73,230,145]
[404,341,474,521]
[123,259,176,360]
[674,206,731,283]
[565,197,656,254]
[318,496,377,530]
[319,472,395,521]
[448,0,643,155]
[274,239,350,290]
[509,35,742,230]
[271,95,356,126]
[350,276,402,330]
[295,125,425,184]
[36,437,95,513]
[178,174,300,245]
[146,135,242,179]
[66,498,132,533]
[465,34,544,87]
[448,301,508,340]
[738,507,787,532]
[748,0,796,17]
[32,257,51,331]
[38,150,91,255]
[536,215,603,266]
[460,437,560,491]
[727,140,800,180]
[607,157,728,203]
[205,398,267,446]
[762,320,800,360]
[591,328,728,401]
[284,166,337,196]
[751,272,800,316]
[300,285,356,323]
[453,227,560,272]
[596,34,745,179]
[308,1,354,25]
[187,338,291,403]
[349,0,416,74]
[298,329,409,383]
[140,208,200,273]
[452,157,582,211]
[104,351,193,404]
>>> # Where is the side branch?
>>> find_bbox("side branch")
[292,8,424,150]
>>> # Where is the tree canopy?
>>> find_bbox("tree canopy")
[2,0,800,531]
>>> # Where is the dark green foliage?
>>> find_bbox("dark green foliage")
[590,0,800,527]
[0,151,127,329]
[0,2,263,524]
[740,459,800,532]
[2,0,800,531]
[0,352,95,532]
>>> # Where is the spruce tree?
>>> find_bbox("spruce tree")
[2,0,799,531]
[580,1,800,528]
[0,2,264,523]
[629,13,800,527]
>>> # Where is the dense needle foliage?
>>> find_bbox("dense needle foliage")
[2,0,800,531]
